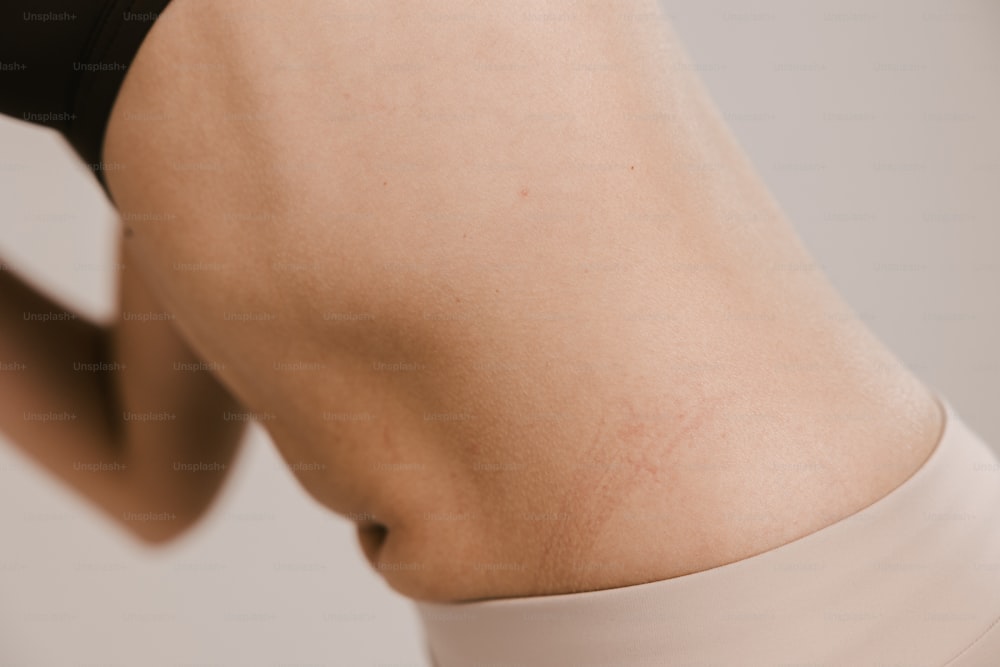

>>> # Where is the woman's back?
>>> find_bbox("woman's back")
[101,0,943,602]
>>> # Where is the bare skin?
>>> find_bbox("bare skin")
[2,0,943,603]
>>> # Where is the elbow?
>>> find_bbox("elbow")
[128,519,194,547]
[115,469,232,546]
[108,453,237,547]
[116,501,206,547]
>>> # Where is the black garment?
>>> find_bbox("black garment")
[0,0,173,199]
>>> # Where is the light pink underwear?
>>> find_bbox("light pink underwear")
[415,394,1000,666]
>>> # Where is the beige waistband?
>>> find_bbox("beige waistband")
[415,394,1000,667]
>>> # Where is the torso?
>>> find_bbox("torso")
[103,0,944,602]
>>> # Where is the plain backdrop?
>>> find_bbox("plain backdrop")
[1,1,998,664]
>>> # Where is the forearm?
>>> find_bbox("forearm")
[0,256,246,543]
[0,260,126,501]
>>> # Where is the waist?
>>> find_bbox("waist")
[264,367,946,602]
[415,393,1000,666]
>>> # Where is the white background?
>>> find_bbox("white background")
[1,1,998,664]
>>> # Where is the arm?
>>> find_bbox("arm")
[0,238,247,544]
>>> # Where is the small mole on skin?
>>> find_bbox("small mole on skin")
[519,188,529,197]
[123,226,134,238]
[383,181,387,186]
[630,165,635,170]
[455,297,461,303]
